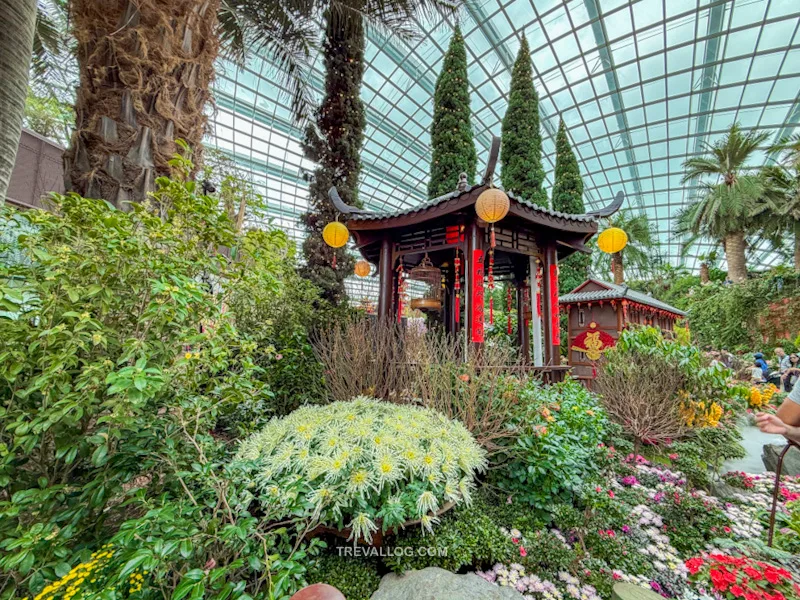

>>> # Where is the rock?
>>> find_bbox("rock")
[710,479,750,499]
[612,583,663,600]
[370,567,524,600]
[291,583,346,600]
[762,443,800,476]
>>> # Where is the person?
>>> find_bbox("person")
[757,381,800,444]
[754,352,769,380]
[782,353,800,393]
[776,347,791,377]
[751,360,766,383]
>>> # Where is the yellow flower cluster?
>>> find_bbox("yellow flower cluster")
[34,545,114,600]
[750,387,764,408]
[749,384,778,408]
[681,398,723,428]
[129,570,145,594]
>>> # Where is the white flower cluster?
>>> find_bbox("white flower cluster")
[477,563,564,600]
[611,571,651,588]
[631,504,664,528]
[234,397,487,541]
[719,502,763,539]
[638,527,687,578]
[558,572,601,600]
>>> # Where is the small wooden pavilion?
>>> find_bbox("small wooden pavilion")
[560,279,686,385]
[331,137,624,382]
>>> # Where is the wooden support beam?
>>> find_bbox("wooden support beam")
[378,237,392,321]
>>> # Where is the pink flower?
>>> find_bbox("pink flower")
[519,546,527,557]
[607,530,615,537]
[621,525,630,533]
[669,453,678,460]
[608,490,615,498]
[275,354,283,360]
[507,495,513,504]
[512,538,519,545]
[595,486,602,493]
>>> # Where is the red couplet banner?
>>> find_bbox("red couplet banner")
[550,263,560,346]
[471,249,485,343]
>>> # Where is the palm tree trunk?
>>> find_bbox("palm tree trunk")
[699,262,710,285]
[612,252,624,284]
[794,221,800,272]
[724,231,748,283]
[0,0,37,203]
[64,0,220,205]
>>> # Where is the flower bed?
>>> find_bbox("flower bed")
[475,456,800,600]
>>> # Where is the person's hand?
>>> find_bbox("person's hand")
[755,412,789,436]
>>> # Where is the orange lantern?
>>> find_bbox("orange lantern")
[475,188,510,223]
[597,227,628,254]
[322,221,349,248]
[354,260,371,277]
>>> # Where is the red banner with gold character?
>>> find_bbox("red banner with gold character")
[550,263,560,346]
[471,249,485,343]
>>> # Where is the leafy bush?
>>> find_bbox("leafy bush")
[305,553,381,600]
[493,380,608,509]
[234,398,487,541]
[383,490,514,573]
[654,489,731,554]
[0,153,318,598]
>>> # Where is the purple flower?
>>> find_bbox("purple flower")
[621,525,630,533]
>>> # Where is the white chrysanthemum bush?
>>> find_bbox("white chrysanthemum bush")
[233,397,487,543]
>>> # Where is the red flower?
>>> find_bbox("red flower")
[710,568,730,592]
[608,490,615,498]
[519,546,527,557]
[764,570,781,585]
[511,538,519,545]
[743,567,762,580]
[723,526,732,533]
[686,557,704,575]
[731,585,745,598]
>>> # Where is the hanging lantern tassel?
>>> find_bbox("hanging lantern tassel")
[487,248,495,324]
[332,251,337,270]
[454,250,461,323]
[507,286,513,335]
[490,223,496,248]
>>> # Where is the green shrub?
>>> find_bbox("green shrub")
[493,380,608,508]
[234,398,487,541]
[0,152,318,599]
[383,490,514,573]
[305,553,381,600]
[656,489,730,554]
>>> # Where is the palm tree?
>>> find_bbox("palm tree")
[766,134,800,271]
[0,0,38,203]
[676,124,770,283]
[63,0,451,205]
[592,210,657,284]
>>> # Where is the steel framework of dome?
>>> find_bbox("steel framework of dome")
[205,0,800,300]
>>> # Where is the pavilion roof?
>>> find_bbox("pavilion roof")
[559,279,686,316]
[348,183,598,230]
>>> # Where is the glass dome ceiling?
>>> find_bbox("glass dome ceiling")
[206,0,800,299]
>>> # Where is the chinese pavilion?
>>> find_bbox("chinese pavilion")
[560,279,686,385]
[332,137,624,382]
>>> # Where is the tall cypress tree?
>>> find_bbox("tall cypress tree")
[552,118,589,292]
[428,26,476,199]
[500,35,547,207]
[300,11,366,305]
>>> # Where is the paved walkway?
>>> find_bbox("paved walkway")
[722,423,786,474]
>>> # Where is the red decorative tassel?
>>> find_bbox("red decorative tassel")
[490,224,496,248]
[332,253,337,269]
[507,287,513,335]
[489,296,494,324]
[455,294,460,317]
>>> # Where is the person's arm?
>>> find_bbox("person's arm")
[756,413,800,444]
[777,383,800,426]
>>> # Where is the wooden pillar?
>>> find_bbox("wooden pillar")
[541,243,560,365]
[377,237,392,321]
[517,282,530,363]
[465,220,484,349]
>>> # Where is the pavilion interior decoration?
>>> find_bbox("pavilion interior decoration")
[407,255,443,312]
[475,185,510,324]
[571,321,616,362]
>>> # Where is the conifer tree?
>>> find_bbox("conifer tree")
[552,118,589,292]
[300,11,366,305]
[428,26,476,199]
[500,35,547,207]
